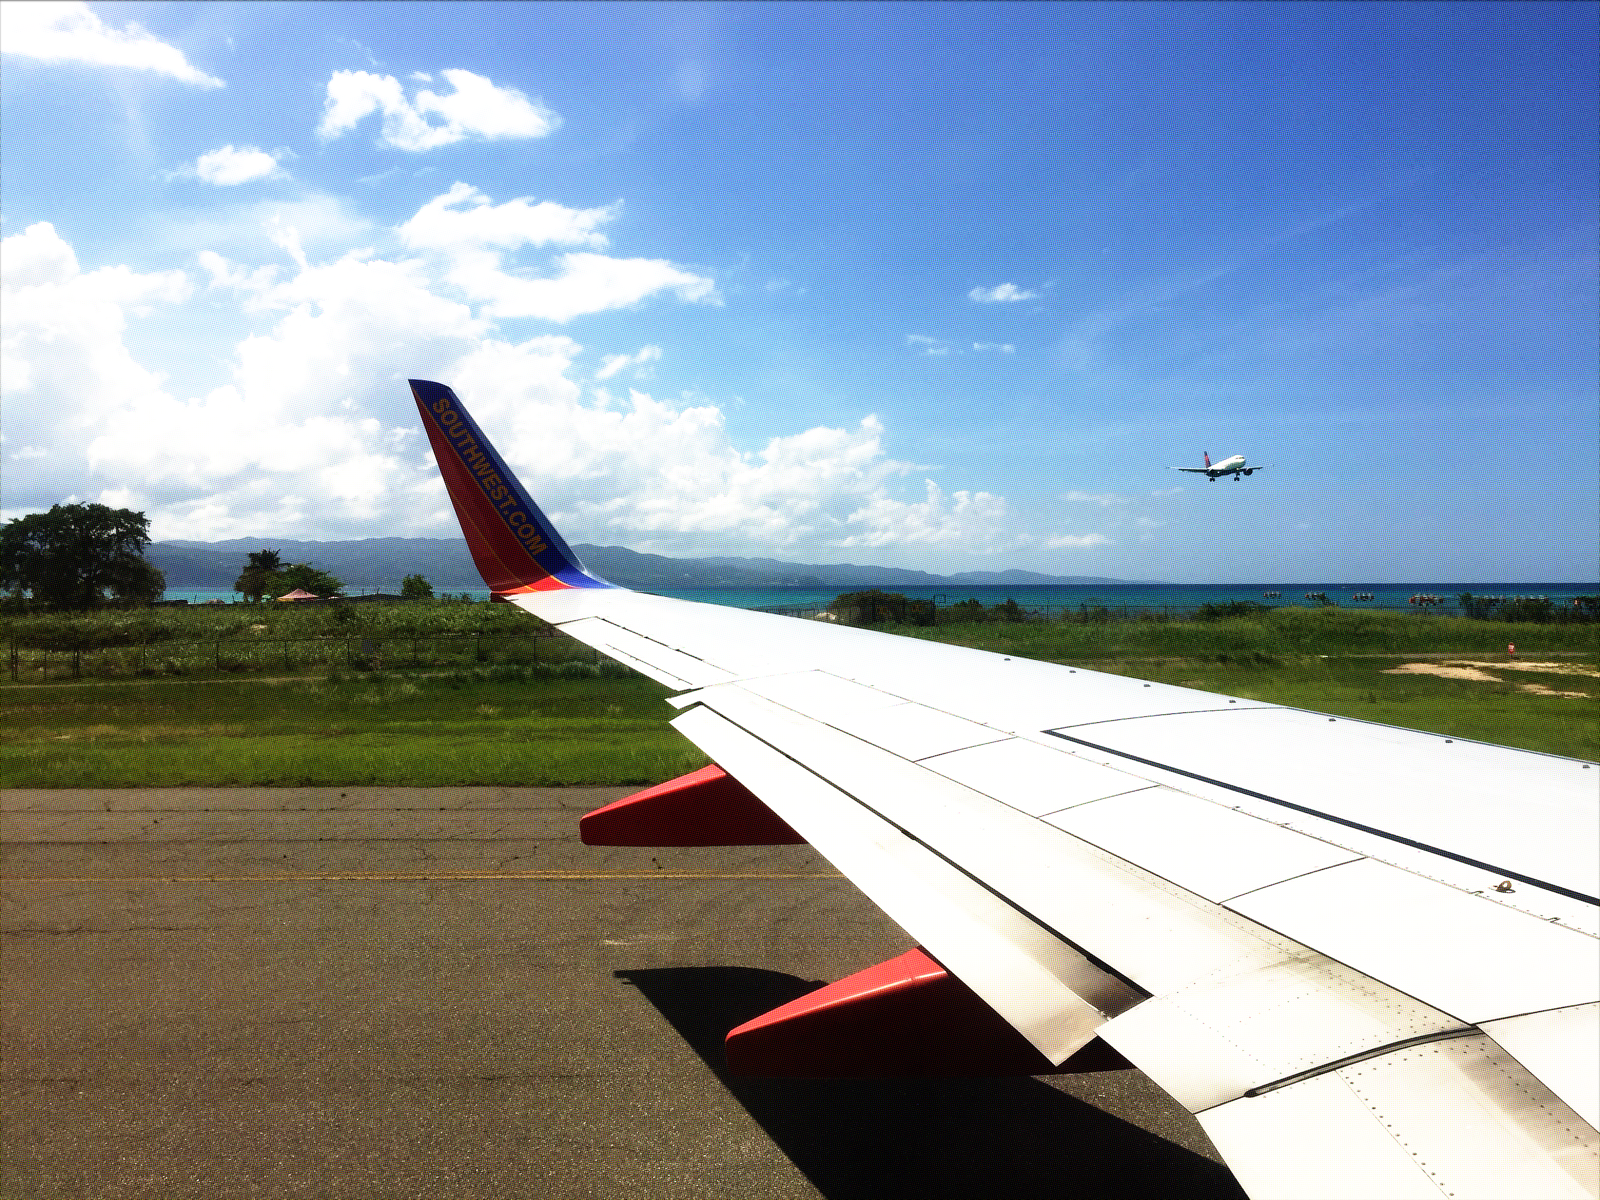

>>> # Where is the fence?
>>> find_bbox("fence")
[759,597,1598,626]
[758,600,1328,624]
[10,594,1595,681]
[7,630,604,682]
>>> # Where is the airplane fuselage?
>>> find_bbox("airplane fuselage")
[1207,454,1249,478]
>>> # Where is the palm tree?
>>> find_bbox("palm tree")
[235,549,284,602]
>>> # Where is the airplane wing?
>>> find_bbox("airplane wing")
[411,380,1599,1200]
[1171,466,1213,472]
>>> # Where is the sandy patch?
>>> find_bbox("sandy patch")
[1448,659,1600,678]
[1384,662,1500,682]
[1383,660,1597,697]
[1517,683,1592,699]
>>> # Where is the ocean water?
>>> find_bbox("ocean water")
[161,581,1598,615]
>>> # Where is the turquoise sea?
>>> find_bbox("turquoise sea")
[161,580,1599,617]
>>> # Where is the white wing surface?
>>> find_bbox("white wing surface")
[410,380,1599,1200]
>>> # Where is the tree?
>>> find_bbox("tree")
[0,503,165,606]
[234,550,284,602]
[281,563,344,597]
[827,589,935,626]
[400,573,434,599]
[233,551,343,601]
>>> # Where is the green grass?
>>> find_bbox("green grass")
[1,664,707,788]
[899,605,1600,657]
[2,596,535,649]
[4,607,1596,788]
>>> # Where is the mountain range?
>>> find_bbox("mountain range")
[149,538,1156,592]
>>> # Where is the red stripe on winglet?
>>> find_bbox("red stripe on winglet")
[725,947,1131,1077]
[580,765,807,846]
[419,410,573,594]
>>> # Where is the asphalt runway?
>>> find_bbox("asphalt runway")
[2,786,1245,1199]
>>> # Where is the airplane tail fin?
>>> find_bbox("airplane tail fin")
[410,379,610,595]
[1203,451,1211,467]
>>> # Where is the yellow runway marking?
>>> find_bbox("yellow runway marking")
[2,870,844,884]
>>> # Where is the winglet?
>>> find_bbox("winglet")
[410,379,609,595]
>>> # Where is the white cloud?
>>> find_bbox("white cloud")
[1,222,191,400]
[1044,533,1113,549]
[398,182,613,251]
[908,335,1015,357]
[416,338,929,550]
[193,145,280,186]
[197,250,280,295]
[1,221,191,509]
[907,334,950,356]
[1062,489,1130,506]
[840,480,1008,548]
[397,185,716,323]
[463,252,718,323]
[968,282,1038,303]
[3,217,1019,557]
[318,68,559,151]
[0,1,223,87]
[595,345,662,380]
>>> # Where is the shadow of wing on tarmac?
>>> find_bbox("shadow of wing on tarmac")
[617,966,1246,1200]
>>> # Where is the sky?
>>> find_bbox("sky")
[2,0,1596,584]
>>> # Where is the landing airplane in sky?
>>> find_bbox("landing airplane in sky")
[409,379,1597,1200]
[1172,452,1267,481]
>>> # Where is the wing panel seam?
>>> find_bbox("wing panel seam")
[1046,730,1599,906]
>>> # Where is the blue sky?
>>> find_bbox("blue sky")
[3,1,1595,583]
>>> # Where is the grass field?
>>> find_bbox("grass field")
[1,663,706,788]
[3,607,1596,787]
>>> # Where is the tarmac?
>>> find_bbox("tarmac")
[2,786,1245,1199]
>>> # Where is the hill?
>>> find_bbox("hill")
[148,538,1157,591]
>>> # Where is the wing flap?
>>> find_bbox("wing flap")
[675,683,1473,1101]
[671,700,1143,1061]
[1197,1034,1599,1200]
[1228,859,1599,1024]
[1481,1004,1600,1131]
